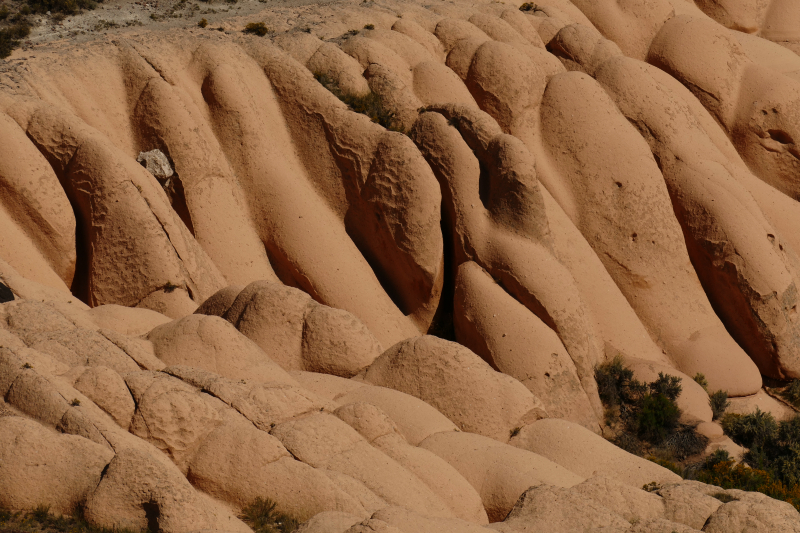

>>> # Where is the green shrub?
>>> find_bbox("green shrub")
[0,5,10,20]
[693,372,709,391]
[649,372,682,402]
[26,0,100,15]
[0,502,146,533]
[0,20,30,59]
[662,424,709,460]
[722,409,778,450]
[363,23,374,30]
[240,497,299,533]
[198,17,208,28]
[519,2,539,11]
[646,456,682,476]
[638,393,680,443]
[314,72,402,132]
[780,380,800,408]
[613,432,644,456]
[709,390,730,421]
[594,356,646,408]
[696,459,800,510]
[243,22,270,36]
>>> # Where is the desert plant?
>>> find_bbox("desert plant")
[613,432,644,456]
[240,498,299,533]
[314,72,402,132]
[70,398,81,407]
[243,21,270,36]
[722,409,778,450]
[780,380,800,408]
[519,2,540,12]
[638,392,680,443]
[594,356,646,408]
[646,456,682,476]
[21,362,32,369]
[649,372,682,402]
[709,390,730,421]
[26,0,100,15]
[0,20,30,59]
[0,5,10,20]
[661,424,709,460]
[198,17,208,27]
[163,281,179,293]
[363,23,374,29]
[693,372,709,391]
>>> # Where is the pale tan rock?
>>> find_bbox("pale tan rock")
[344,519,402,533]
[188,421,368,519]
[571,475,665,523]
[84,447,250,533]
[89,304,172,337]
[334,385,459,445]
[271,412,455,519]
[302,304,383,377]
[334,402,488,524]
[322,471,387,516]
[509,418,682,488]
[704,491,800,532]
[370,506,491,532]
[491,484,631,533]
[194,285,244,318]
[0,416,113,513]
[295,512,362,533]
[656,483,722,529]
[290,371,366,402]
[727,388,797,420]
[363,335,545,440]
[419,430,583,522]
[148,314,297,386]
[72,366,135,428]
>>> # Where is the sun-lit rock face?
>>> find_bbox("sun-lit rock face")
[3,0,800,530]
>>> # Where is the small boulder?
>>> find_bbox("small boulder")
[137,149,174,179]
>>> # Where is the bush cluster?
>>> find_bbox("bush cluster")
[0,502,144,533]
[243,21,270,36]
[240,498,299,533]
[721,409,800,487]
[0,19,30,58]
[780,380,800,409]
[313,72,403,132]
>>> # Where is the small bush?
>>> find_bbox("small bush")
[709,390,730,421]
[519,2,539,12]
[661,424,709,460]
[0,5,10,20]
[363,23,374,30]
[613,432,644,456]
[198,17,208,27]
[21,362,33,369]
[642,481,661,492]
[595,356,646,408]
[0,20,31,59]
[638,393,680,443]
[243,22,270,36]
[26,0,100,15]
[314,72,402,132]
[163,281,179,293]
[509,426,521,438]
[780,380,800,408]
[240,498,299,533]
[70,398,81,407]
[693,372,709,391]
[345,29,359,36]
[722,409,778,450]
[649,372,682,402]
[646,456,682,476]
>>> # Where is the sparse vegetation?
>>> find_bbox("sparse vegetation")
[693,372,709,391]
[596,356,708,470]
[345,29,358,36]
[198,17,208,28]
[509,426,522,438]
[519,2,542,12]
[0,502,146,533]
[26,0,101,15]
[314,72,403,133]
[243,22,270,36]
[163,281,179,293]
[93,19,118,31]
[239,498,299,533]
[22,362,33,369]
[363,23,374,30]
[709,390,730,421]
[70,398,81,407]
[0,19,31,59]
[780,379,800,409]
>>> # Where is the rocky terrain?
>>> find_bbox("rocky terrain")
[2,0,800,531]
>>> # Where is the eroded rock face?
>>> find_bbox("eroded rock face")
[3,0,800,531]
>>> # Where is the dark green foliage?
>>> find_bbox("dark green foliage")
[0,20,31,59]
[722,409,778,450]
[198,18,207,28]
[26,0,100,15]
[0,5,10,20]
[314,72,403,132]
[709,390,730,421]
[712,492,737,503]
[243,22,270,36]
[594,356,646,408]
[649,372,682,402]
[646,456,682,476]
[240,498,299,533]
[780,380,800,408]
[0,501,146,533]
[662,424,710,460]
[693,372,709,391]
[613,432,644,456]
[638,393,680,443]
[163,281,179,293]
